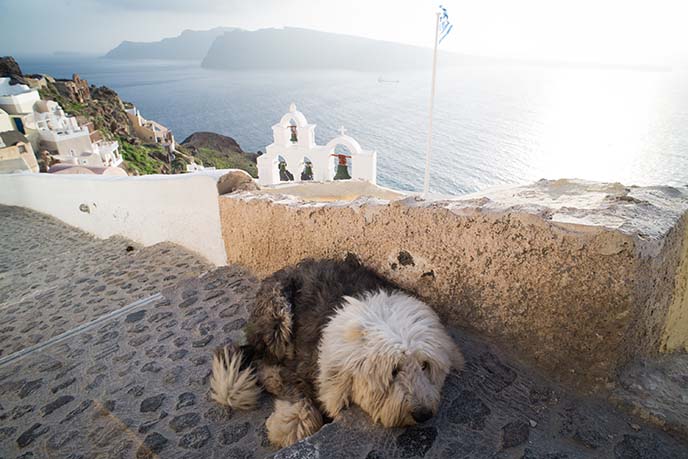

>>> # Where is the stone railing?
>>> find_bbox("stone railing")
[218,179,688,389]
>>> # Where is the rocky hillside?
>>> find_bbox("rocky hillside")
[3,57,258,176]
[37,77,189,175]
[40,82,130,139]
[0,56,26,85]
[181,131,258,177]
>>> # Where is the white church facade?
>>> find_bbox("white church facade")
[257,103,376,186]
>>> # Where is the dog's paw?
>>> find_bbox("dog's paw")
[266,398,323,448]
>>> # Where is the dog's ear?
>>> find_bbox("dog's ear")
[251,279,296,360]
[278,275,300,306]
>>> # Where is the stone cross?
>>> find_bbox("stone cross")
[338,126,347,136]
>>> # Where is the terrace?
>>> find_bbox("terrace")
[0,173,687,456]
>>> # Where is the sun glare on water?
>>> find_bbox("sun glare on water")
[534,68,670,185]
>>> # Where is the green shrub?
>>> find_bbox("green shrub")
[194,147,258,177]
[119,140,169,175]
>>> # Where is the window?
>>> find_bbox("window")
[13,117,25,134]
[18,145,26,153]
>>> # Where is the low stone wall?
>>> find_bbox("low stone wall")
[0,171,230,266]
[219,179,688,388]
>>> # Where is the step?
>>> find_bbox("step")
[0,241,211,358]
[0,205,213,358]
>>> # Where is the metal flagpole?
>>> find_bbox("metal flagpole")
[423,12,441,198]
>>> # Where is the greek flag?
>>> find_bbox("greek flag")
[438,5,453,44]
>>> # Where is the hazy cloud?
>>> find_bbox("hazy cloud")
[2,0,686,64]
[87,0,247,12]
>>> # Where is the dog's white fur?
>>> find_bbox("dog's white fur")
[318,290,462,427]
[211,289,462,446]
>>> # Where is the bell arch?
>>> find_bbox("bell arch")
[276,155,294,182]
[324,136,363,157]
[301,156,314,181]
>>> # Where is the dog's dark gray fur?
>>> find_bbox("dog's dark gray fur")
[238,256,397,411]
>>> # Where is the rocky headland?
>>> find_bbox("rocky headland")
[0,56,26,85]
[105,27,467,71]
[105,27,233,60]
[201,27,447,71]
[104,27,668,73]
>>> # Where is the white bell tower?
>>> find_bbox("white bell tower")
[258,103,377,186]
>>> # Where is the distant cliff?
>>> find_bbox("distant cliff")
[105,28,233,60]
[202,28,458,71]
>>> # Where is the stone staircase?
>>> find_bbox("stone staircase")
[0,205,686,458]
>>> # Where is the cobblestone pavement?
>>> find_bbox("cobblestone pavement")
[0,207,211,357]
[1,205,687,458]
[275,333,688,459]
[0,266,274,459]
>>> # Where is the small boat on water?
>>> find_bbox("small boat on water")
[377,76,400,84]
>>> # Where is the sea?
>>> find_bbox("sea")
[17,55,688,195]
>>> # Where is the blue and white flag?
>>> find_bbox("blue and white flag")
[438,5,453,44]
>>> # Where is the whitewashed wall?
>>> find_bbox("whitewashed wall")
[0,172,228,266]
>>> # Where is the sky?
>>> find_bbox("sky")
[1,0,687,65]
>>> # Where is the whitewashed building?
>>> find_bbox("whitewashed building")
[34,100,91,153]
[186,161,216,172]
[257,103,376,186]
[0,78,123,169]
[126,106,175,152]
[91,140,122,167]
[0,131,39,173]
[0,78,41,147]
[0,78,40,116]
[0,108,14,133]
[33,100,122,167]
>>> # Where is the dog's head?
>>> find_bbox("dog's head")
[317,290,463,427]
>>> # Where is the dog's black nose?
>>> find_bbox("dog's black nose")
[411,407,433,423]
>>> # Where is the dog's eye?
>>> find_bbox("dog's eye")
[421,361,429,371]
[391,365,399,379]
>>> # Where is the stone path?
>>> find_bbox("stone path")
[0,266,274,459]
[0,207,210,358]
[0,205,687,458]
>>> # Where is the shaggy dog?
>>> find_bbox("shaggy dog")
[210,257,463,448]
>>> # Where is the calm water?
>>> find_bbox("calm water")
[18,55,688,195]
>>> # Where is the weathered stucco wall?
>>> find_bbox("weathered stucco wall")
[660,214,688,352]
[219,179,688,388]
[0,171,229,266]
